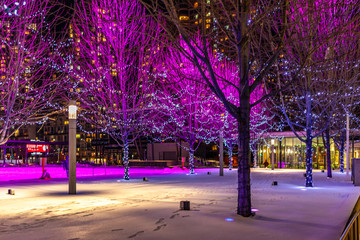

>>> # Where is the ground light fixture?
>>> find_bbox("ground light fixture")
[225,218,234,222]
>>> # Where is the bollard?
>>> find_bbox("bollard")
[180,200,190,210]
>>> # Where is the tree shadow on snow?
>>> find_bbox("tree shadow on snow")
[40,190,108,197]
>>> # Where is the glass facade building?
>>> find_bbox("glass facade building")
[257,131,358,169]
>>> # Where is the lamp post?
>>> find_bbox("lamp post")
[271,139,275,170]
[69,100,77,194]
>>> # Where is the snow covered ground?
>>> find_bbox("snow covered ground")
[0,167,358,240]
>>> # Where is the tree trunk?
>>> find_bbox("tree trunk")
[305,136,313,187]
[123,141,130,180]
[305,92,313,187]
[340,138,345,173]
[189,147,195,174]
[236,0,251,217]
[325,128,332,178]
[229,148,233,170]
[237,100,251,216]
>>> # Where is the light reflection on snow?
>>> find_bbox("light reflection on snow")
[225,218,234,222]
[251,208,259,212]
[292,186,325,191]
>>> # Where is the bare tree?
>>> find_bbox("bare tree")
[140,0,291,216]
[0,0,63,145]
[141,0,360,216]
[212,60,275,170]
[70,0,161,180]
[151,42,217,174]
[277,1,360,186]
[329,29,360,173]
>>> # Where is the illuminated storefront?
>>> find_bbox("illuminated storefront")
[1,140,67,165]
[257,131,359,169]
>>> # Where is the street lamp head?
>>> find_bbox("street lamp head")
[69,100,77,120]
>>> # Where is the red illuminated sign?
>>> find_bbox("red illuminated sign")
[26,144,49,153]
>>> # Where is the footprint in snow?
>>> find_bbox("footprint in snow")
[128,231,144,238]
[111,228,124,232]
[155,218,164,224]
[153,224,166,231]
[83,214,93,217]
[170,214,179,219]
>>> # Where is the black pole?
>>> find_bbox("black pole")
[279,140,282,168]
[352,137,355,160]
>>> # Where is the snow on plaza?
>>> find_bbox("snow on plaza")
[0,166,358,240]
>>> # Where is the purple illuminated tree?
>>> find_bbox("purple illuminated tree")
[212,61,274,170]
[220,112,238,170]
[0,0,63,146]
[151,43,217,174]
[141,0,360,215]
[140,0,292,216]
[70,0,160,180]
[210,61,238,170]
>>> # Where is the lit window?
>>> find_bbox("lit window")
[179,16,189,21]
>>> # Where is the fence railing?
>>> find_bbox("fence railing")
[340,209,360,240]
